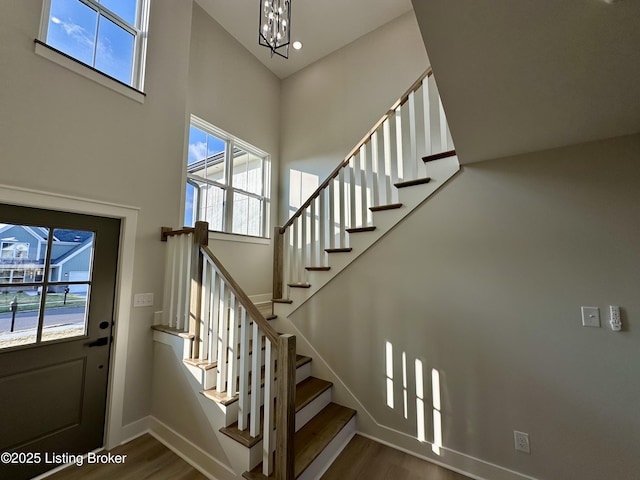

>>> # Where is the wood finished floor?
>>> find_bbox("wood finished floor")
[45,434,207,480]
[44,433,471,480]
[321,435,471,480]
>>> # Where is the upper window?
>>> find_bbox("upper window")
[185,117,271,238]
[1,243,30,260]
[39,0,148,89]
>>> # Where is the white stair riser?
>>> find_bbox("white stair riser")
[246,385,334,471]
[295,387,332,432]
[297,416,356,480]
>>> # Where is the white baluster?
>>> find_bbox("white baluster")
[216,282,229,393]
[348,157,357,228]
[291,218,299,284]
[422,77,432,157]
[428,74,443,154]
[367,136,379,209]
[210,272,220,362]
[176,234,185,330]
[376,126,389,205]
[359,146,369,226]
[301,207,308,273]
[226,294,238,397]
[250,322,263,437]
[166,235,177,327]
[328,180,335,249]
[395,106,405,183]
[310,197,317,267]
[408,91,418,180]
[385,114,400,204]
[318,190,326,264]
[238,307,250,430]
[262,338,275,476]
[200,259,211,361]
[338,169,346,247]
[184,234,192,333]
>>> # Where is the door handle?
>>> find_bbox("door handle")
[85,337,109,347]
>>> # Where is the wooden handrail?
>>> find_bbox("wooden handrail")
[280,68,433,232]
[161,226,196,242]
[200,245,280,347]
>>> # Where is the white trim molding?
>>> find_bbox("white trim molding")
[0,183,139,453]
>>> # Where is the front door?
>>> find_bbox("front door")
[0,204,120,479]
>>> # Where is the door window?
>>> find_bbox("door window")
[0,224,95,349]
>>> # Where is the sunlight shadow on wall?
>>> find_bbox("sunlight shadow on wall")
[432,368,442,455]
[415,358,426,442]
[385,341,394,409]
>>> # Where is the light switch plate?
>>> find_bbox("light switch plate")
[134,293,154,308]
[581,306,600,327]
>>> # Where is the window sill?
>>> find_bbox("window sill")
[208,231,271,246]
[34,40,146,104]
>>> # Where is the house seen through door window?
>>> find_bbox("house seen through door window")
[0,224,94,350]
[185,116,271,238]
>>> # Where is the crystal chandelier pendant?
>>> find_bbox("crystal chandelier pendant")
[258,0,291,59]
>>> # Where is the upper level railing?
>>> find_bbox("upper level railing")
[159,222,295,479]
[272,68,454,299]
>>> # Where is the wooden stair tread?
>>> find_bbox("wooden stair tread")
[305,266,331,271]
[272,298,293,304]
[369,203,402,212]
[345,226,376,233]
[220,377,333,448]
[288,283,311,288]
[324,248,352,253]
[185,336,267,371]
[202,355,312,407]
[394,177,431,188]
[151,324,195,339]
[422,149,456,163]
[243,403,356,480]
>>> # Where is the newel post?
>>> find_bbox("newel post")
[190,221,209,358]
[275,334,296,480]
[272,226,284,300]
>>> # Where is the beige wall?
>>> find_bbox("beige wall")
[0,0,193,425]
[291,133,640,480]
[278,12,429,223]
[185,4,280,296]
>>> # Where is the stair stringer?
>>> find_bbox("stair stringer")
[152,328,258,477]
[275,155,460,320]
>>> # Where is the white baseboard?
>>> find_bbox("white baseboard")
[356,430,540,480]
[119,416,151,445]
[148,416,238,480]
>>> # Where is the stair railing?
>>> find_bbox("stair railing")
[272,68,454,299]
[160,222,295,479]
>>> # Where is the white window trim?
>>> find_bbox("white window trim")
[186,115,271,239]
[36,0,150,103]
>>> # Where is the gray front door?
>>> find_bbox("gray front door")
[0,204,120,479]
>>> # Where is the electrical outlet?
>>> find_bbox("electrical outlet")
[514,431,531,454]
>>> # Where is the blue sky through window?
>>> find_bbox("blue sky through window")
[46,0,138,85]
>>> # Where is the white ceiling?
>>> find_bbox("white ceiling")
[195,0,414,79]
[412,0,640,164]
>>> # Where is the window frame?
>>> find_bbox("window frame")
[186,116,271,239]
[37,0,150,97]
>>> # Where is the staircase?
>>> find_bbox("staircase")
[154,224,356,480]
[272,68,458,318]
[152,68,458,480]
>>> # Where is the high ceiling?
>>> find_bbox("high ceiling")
[412,0,640,164]
[195,0,414,79]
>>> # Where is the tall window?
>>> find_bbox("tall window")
[185,117,271,238]
[39,0,149,88]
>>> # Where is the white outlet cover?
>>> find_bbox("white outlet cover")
[581,306,600,327]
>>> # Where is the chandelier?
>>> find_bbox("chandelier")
[258,0,291,59]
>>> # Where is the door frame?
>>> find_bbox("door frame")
[0,183,138,451]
